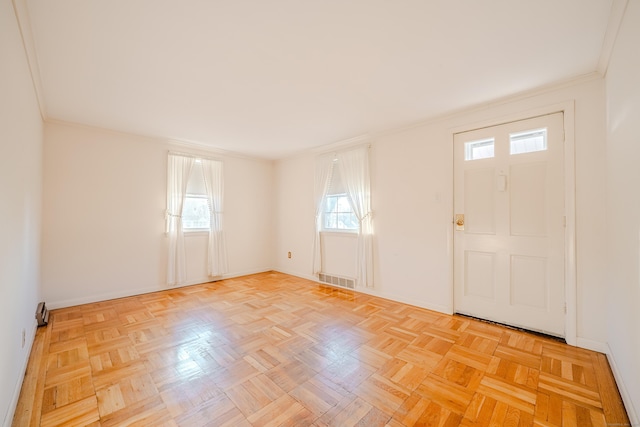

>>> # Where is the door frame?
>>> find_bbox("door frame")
[448,101,576,346]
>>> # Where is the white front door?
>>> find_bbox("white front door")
[453,113,565,337]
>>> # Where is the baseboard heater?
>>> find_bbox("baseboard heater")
[36,301,49,327]
[318,273,355,290]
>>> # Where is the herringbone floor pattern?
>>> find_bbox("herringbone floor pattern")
[13,272,630,426]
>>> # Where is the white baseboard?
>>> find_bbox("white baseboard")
[3,321,38,427]
[220,268,274,280]
[272,268,318,283]
[272,269,453,315]
[574,339,638,425]
[355,286,453,315]
[47,268,274,309]
[576,337,609,353]
[47,284,164,310]
[605,343,639,426]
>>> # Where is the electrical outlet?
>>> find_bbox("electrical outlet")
[287,251,292,259]
[21,328,26,348]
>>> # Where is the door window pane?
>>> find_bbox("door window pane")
[510,128,547,155]
[465,138,495,160]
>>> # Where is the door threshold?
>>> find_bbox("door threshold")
[455,312,566,344]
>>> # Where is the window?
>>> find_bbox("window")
[465,138,495,160]
[182,195,210,230]
[167,152,227,284]
[510,128,547,155]
[313,146,373,287]
[323,163,358,232]
[324,194,358,231]
[183,160,210,231]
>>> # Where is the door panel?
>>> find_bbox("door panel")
[453,113,565,337]
[465,169,496,234]
[464,251,496,300]
[510,162,547,237]
[510,255,547,310]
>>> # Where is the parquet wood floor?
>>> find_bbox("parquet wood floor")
[13,272,630,426]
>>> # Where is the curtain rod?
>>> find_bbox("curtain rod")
[321,143,372,158]
[168,150,222,162]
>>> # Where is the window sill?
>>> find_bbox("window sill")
[320,230,358,238]
[184,230,210,236]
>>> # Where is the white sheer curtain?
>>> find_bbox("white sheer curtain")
[312,154,335,275]
[201,158,228,277]
[337,146,374,287]
[166,153,195,286]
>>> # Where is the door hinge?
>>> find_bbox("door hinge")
[563,216,566,227]
[564,303,567,314]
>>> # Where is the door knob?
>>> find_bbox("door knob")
[455,214,464,230]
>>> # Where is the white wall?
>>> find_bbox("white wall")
[604,1,640,422]
[0,0,43,424]
[321,233,357,278]
[274,155,315,275]
[275,76,608,345]
[42,122,274,308]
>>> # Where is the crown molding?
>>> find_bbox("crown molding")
[44,119,273,163]
[276,133,372,162]
[597,0,629,77]
[309,134,372,156]
[372,72,603,139]
[277,72,603,163]
[12,0,47,120]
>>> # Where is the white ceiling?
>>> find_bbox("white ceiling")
[24,0,614,159]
